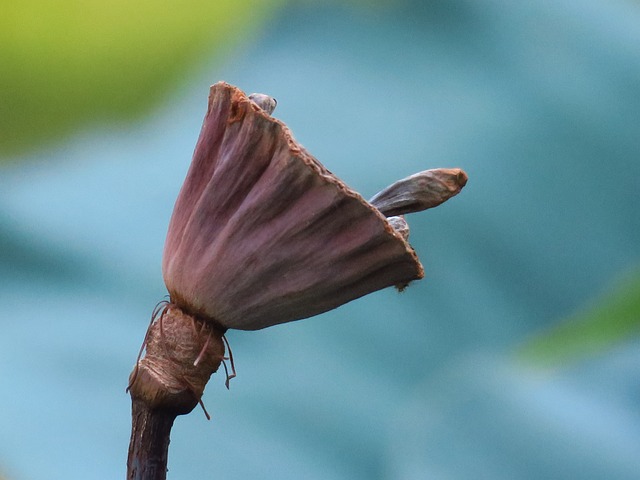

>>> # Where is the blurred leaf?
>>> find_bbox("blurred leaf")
[0,0,284,159]
[518,266,640,367]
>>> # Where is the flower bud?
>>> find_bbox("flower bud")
[370,168,468,217]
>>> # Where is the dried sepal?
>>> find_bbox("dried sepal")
[128,305,225,414]
[370,168,468,217]
[162,82,424,331]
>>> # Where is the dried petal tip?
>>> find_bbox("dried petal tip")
[370,168,468,217]
[248,93,277,114]
[162,82,423,331]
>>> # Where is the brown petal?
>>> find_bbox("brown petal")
[369,168,468,217]
[162,82,424,331]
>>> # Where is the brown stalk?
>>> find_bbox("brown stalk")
[127,306,225,480]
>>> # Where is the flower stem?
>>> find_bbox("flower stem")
[126,305,226,479]
[127,400,176,480]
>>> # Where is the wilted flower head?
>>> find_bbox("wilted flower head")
[162,82,466,331]
[127,83,467,478]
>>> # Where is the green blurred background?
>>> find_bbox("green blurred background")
[1,1,639,479]
[0,0,282,157]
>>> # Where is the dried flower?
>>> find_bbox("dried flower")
[161,82,464,331]
[128,82,468,478]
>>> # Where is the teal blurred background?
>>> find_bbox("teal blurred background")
[1,1,639,479]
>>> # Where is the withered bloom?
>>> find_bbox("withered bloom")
[162,82,467,331]
[128,81,467,480]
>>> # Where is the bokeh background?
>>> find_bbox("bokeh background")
[1,1,639,478]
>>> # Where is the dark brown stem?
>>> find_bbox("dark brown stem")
[127,401,176,480]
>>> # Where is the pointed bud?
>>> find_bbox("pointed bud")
[370,168,468,217]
